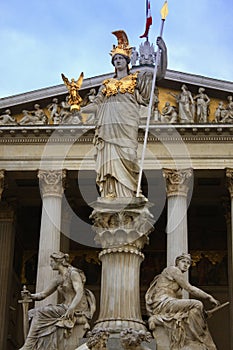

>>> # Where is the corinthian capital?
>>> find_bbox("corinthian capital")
[0,170,4,201]
[163,168,193,197]
[226,168,233,197]
[38,169,66,197]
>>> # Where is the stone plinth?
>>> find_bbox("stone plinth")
[78,331,156,350]
[90,197,154,333]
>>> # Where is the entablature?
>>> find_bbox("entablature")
[0,124,233,144]
[0,124,233,172]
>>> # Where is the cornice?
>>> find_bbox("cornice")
[0,124,233,144]
[1,68,233,110]
[0,73,113,109]
[165,70,233,93]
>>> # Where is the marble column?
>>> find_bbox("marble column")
[60,201,73,253]
[163,168,193,267]
[97,245,145,332]
[36,169,66,306]
[90,198,154,334]
[226,168,233,350]
[0,170,4,200]
[0,202,16,350]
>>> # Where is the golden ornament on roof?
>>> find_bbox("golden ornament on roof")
[61,72,84,111]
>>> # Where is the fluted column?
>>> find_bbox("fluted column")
[226,168,233,350]
[0,202,16,350]
[163,168,193,267]
[36,169,66,306]
[0,170,4,200]
[90,198,154,333]
[60,201,73,253]
[96,246,145,331]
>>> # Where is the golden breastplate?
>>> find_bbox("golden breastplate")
[102,72,139,97]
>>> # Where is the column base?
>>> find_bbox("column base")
[94,318,147,333]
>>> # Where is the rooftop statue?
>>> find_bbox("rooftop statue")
[145,253,220,350]
[168,84,195,123]
[194,87,210,123]
[60,96,72,123]
[214,101,226,123]
[19,252,96,350]
[220,95,233,123]
[81,89,97,107]
[0,109,17,125]
[19,104,47,125]
[81,30,167,199]
[61,72,84,111]
[160,101,178,123]
[47,98,60,124]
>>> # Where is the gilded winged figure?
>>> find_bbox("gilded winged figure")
[61,72,84,110]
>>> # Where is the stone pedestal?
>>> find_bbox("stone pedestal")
[78,338,156,350]
[78,330,155,350]
[90,197,154,334]
[0,202,16,350]
[36,169,66,306]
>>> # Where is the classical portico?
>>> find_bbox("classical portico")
[0,68,233,349]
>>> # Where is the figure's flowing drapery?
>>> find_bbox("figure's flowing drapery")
[145,266,217,350]
[93,70,153,198]
[19,267,95,350]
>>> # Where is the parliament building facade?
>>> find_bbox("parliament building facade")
[0,63,233,349]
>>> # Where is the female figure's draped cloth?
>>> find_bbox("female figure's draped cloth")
[93,70,153,198]
[19,267,95,350]
[145,266,217,350]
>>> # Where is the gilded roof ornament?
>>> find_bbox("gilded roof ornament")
[61,72,84,111]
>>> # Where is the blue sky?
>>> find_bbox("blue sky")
[0,0,233,98]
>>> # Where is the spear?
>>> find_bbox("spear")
[136,1,169,197]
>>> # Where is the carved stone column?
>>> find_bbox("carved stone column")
[36,169,66,306]
[90,197,154,333]
[0,170,4,200]
[0,202,16,350]
[163,168,193,267]
[60,201,73,253]
[226,168,233,350]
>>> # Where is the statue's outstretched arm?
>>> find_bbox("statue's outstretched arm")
[173,268,219,306]
[30,279,58,301]
[156,36,167,81]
